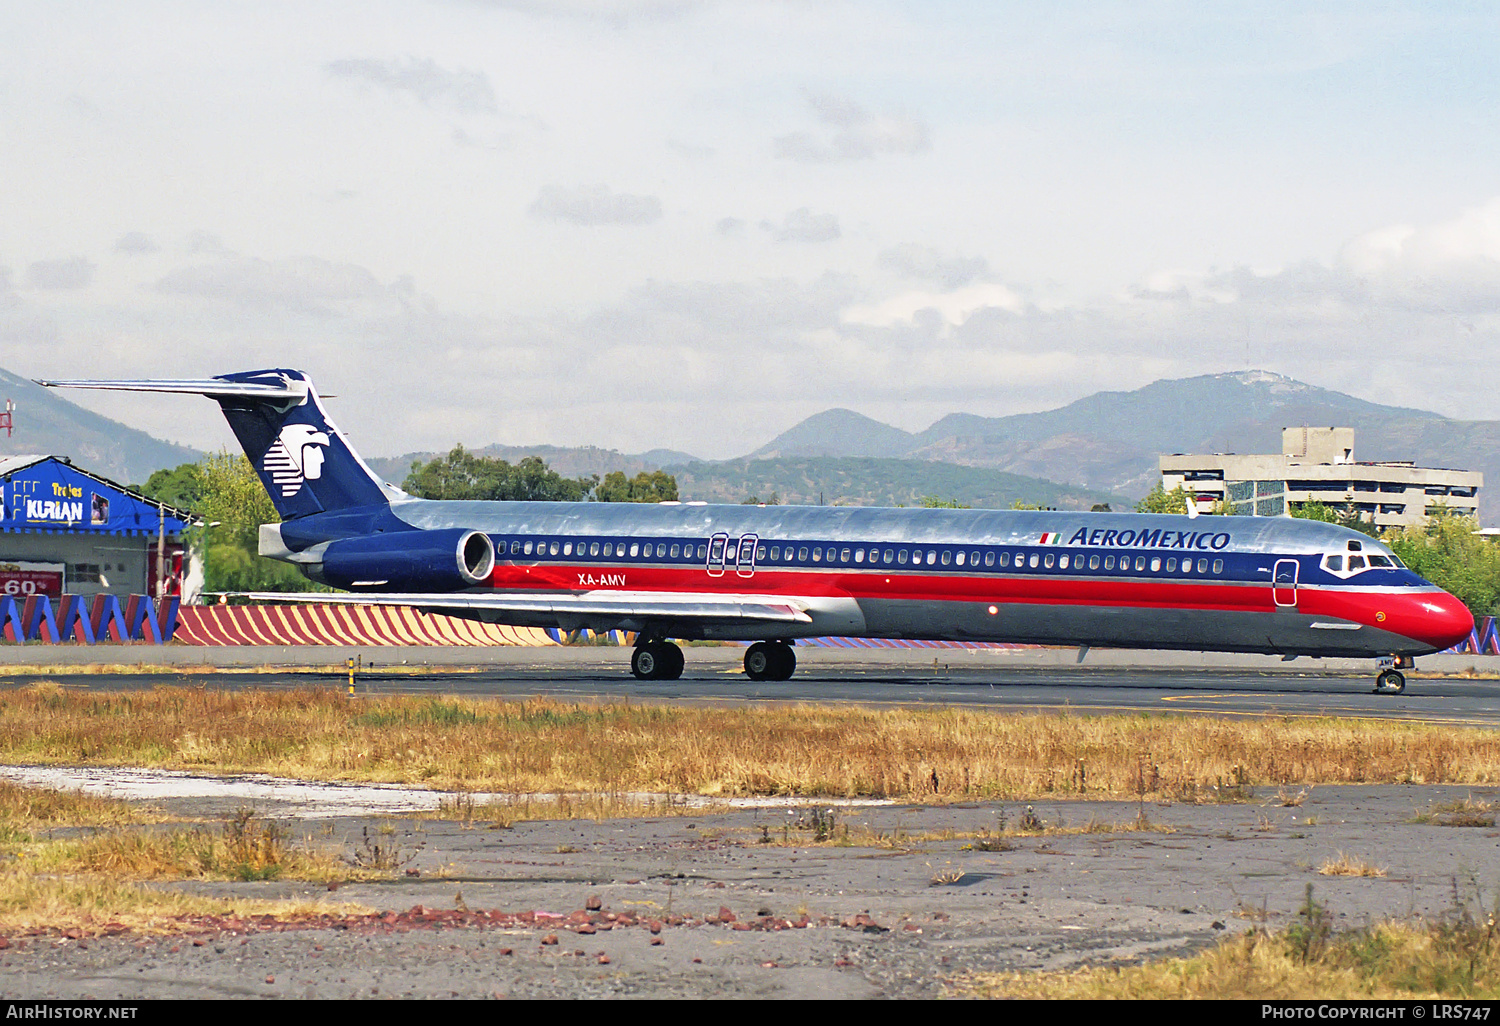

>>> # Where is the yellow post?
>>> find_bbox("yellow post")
[347,657,355,695]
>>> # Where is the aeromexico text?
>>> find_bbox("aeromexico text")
[1065,528,1231,550]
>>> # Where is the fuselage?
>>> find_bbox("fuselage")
[271,499,1475,658]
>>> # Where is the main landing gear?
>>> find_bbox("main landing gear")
[1375,655,1413,695]
[631,639,684,681]
[744,641,796,681]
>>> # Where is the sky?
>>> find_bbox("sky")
[3,0,1500,461]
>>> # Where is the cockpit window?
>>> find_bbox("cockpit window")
[1348,555,1366,570]
[1325,555,1343,572]
[1368,555,1393,568]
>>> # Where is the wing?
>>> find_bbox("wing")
[235,589,813,627]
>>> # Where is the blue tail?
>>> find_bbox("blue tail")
[37,368,398,519]
[213,370,394,518]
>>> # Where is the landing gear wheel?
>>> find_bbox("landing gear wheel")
[744,642,774,681]
[632,640,684,681]
[768,641,796,681]
[1376,669,1406,694]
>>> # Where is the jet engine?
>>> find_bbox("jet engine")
[315,529,495,591]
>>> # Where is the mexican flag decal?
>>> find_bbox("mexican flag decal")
[1038,532,1062,545]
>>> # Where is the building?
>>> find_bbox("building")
[1159,428,1481,529]
[0,455,191,600]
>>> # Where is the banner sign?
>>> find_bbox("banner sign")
[0,458,185,536]
[0,562,64,598]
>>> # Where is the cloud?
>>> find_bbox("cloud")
[715,217,745,236]
[529,184,663,226]
[153,255,394,316]
[774,91,931,163]
[113,232,159,255]
[760,208,840,243]
[470,1,705,26]
[843,283,1027,329]
[877,244,991,290]
[325,57,500,116]
[26,257,95,290]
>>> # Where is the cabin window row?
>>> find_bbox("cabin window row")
[503,538,1224,576]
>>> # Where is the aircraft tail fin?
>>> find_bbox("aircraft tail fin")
[38,369,398,519]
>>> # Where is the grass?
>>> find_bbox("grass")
[1317,852,1388,878]
[951,915,1500,999]
[1,686,1499,800]
[1413,796,1497,828]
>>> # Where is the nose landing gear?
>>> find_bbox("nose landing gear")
[631,639,685,680]
[1374,655,1413,695]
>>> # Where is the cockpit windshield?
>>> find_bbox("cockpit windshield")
[1321,539,1403,577]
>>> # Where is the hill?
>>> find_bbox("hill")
[0,368,201,485]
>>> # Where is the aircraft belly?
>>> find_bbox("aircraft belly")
[856,599,1427,656]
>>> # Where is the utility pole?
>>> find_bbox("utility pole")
[156,500,166,599]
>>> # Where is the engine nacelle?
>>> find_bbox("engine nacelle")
[316,529,495,592]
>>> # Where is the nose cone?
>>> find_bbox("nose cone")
[1397,590,1474,652]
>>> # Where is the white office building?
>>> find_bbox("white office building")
[1159,428,1481,529]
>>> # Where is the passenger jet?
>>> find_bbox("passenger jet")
[40,369,1474,693]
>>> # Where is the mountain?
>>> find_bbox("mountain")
[755,371,1492,510]
[751,408,918,459]
[365,444,704,487]
[660,456,1129,511]
[0,368,201,485]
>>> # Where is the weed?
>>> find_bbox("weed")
[1287,884,1333,962]
[347,824,421,871]
[1318,852,1387,878]
[1413,796,1496,828]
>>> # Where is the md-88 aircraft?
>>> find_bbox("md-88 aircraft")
[41,369,1474,693]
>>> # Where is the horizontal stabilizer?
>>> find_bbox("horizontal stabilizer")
[36,377,308,400]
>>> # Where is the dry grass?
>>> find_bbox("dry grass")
[951,917,1500,999]
[0,779,157,835]
[424,790,728,827]
[1318,852,1388,878]
[0,686,1498,800]
[1413,796,1497,828]
[0,869,369,936]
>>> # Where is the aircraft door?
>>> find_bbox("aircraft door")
[736,534,758,578]
[707,532,728,577]
[1273,558,1299,608]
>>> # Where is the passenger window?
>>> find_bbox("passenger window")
[985,551,995,567]
[841,548,851,563]
[1028,553,1039,568]
[954,551,965,566]
[563,542,573,556]
[524,541,533,555]
[1212,559,1223,574]
[629,543,639,557]
[1134,556,1146,571]
[971,550,980,566]
[1105,555,1115,570]
[799,547,810,561]
[999,552,1010,567]
[589,542,600,557]
[770,546,780,560]
[1058,554,1068,569]
[1150,557,1161,572]
[1326,555,1343,571]
[897,549,908,565]
[812,548,822,562]
[1044,553,1055,569]
[927,550,937,565]
[510,541,520,555]
[1197,558,1207,573]
[697,545,707,560]
[884,549,895,563]
[669,544,680,558]
[757,545,767,560]
[1165,558,1176,572]
[941,550,952,566]
[1088,554,1099,570]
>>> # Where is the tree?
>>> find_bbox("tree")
[1134,483,1190,514]
[135,463,203,510]
[403,446,598,502]
[597,470,679,503]
[192,450,325,594]
[1290,500,1380,538]
[920,496,970,509]
[1386,511,1500,619]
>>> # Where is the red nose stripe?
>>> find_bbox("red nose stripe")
[1382,591,1473,651]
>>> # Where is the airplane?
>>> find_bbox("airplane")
[39,369,1475,694]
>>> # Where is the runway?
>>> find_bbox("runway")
[12,652,1500,725]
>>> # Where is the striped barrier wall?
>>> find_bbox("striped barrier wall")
[1445,616,1500,656]
[173,604,555,647]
